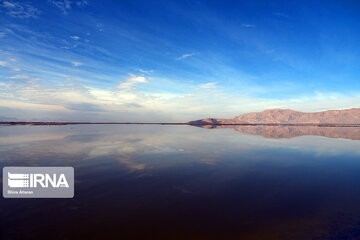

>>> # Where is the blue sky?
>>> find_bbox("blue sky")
[0,0,359,121]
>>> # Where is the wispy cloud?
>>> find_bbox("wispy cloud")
[96,23,104,32]
[139,69,154,74]
[0,99,71,112]
[176,53,196,60]
[70,35,80,40]
[117,74,149,90]
[0,1,40,18]
[272,12,289,18]
[241,24,256,28]
[71,61,82,67]
[265,49,275,54]
[6,74,29,79]
[1,75,360,122]
[50,0,87,14]
[12,67,21,71]
[0,32,5,38]
[49,0,71,14]
[0,61,6,66]
[75,0,87,7]
[198,82,217,89]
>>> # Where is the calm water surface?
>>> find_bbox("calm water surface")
[1,125,360,240]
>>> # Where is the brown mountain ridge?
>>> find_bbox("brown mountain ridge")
[189,108,360,125]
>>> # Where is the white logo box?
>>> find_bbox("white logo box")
[3,167,74,198]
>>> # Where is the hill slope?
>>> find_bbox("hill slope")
[189,108,360,124]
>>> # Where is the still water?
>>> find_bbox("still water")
[1,124,360,239]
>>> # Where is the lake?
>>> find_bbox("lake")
[1,124,360,239]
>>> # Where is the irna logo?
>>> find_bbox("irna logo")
[3,167,74,198]
[8,172,69,188]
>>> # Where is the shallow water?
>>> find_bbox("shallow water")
[1,125,360,239]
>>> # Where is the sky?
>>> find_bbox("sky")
[0,0,359,122]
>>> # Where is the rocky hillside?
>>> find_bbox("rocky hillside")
[189,108,360,124]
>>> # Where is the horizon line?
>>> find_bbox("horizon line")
[1,122,360,127]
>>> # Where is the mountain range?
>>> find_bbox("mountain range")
[189,108,360,125]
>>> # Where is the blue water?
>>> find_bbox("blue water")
[1,125,360,239]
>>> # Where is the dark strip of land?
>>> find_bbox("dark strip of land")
[1,122,360,127]
[0,122,188,125]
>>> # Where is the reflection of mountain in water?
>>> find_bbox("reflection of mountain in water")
[197,125,360,140]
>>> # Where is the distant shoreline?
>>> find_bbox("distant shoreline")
[1,122,360,127]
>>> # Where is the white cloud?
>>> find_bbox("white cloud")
[12,67,21,71]
[1,73,360,122]
[50,0,87,14]
[50,0,71,14]
[198,82,217,89]
[2,1,15,7]
[241,24,256,28]
[176,53,196,60]
[75,0,87,7]
[273,12,289,18]
[96,23,104,32]
[139,69,154,74]
[0,99,71,112]
[71,61,82,67]
[70,35,80,40]
[0,61,6,66]
[117,74,149,90]
[9,57,16,62]
[1,1,40,18]
[6,74,29,79]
